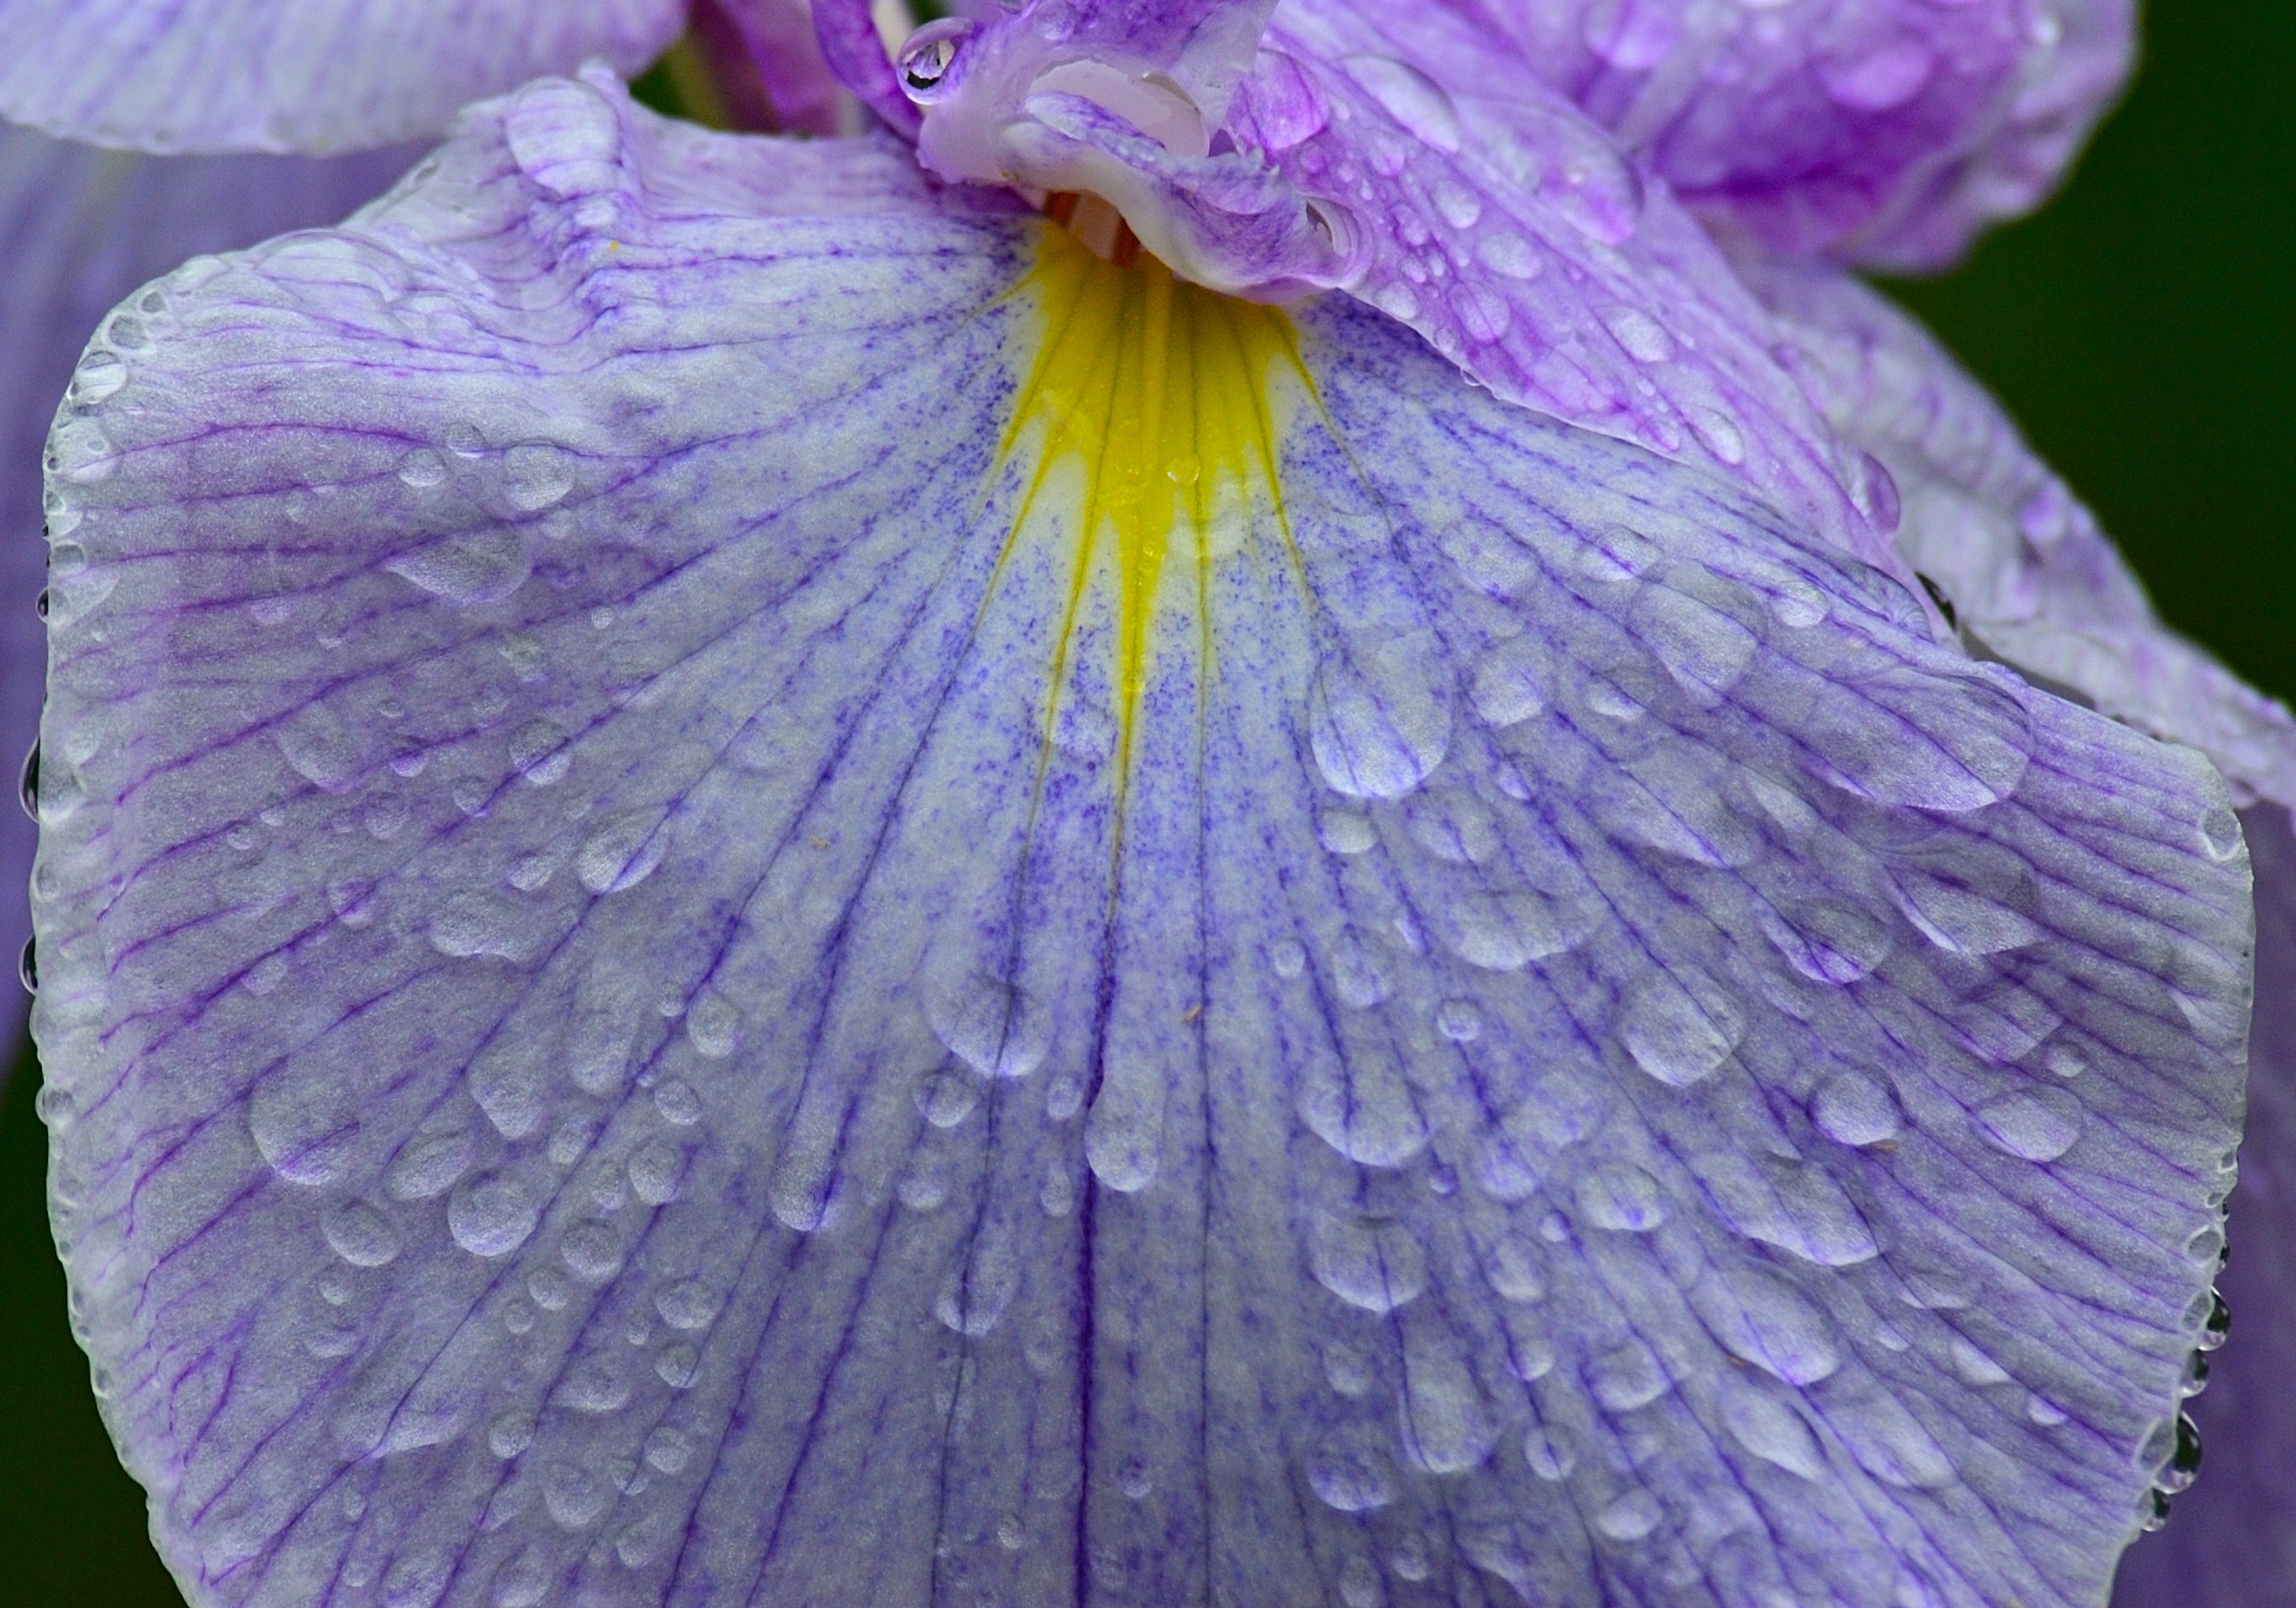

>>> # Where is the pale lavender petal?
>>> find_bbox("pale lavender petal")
[810,0,924,136]
[38,70,2246,1608]
[0,0,685,153]
[1,123,418,1044]
[1744,254,2296,810]
[877,0,1906,569]
[1449,0,2133,269]
[2111,805,2296,1606]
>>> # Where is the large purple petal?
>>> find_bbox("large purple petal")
[38,72,2247,1608]
[1,123,420,1045]
[2111,805,2296,1606]
[1450,0,2134,269]
[0,0,685,153]
[1744,255,2296,811]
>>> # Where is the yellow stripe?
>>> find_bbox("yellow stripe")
[997,225,1305,795]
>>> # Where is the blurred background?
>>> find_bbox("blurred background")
[4,1,2291,1600]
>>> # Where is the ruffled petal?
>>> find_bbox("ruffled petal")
[0,0,685,153]
[1744,255,2296,811]
[1,123,418,1039]
[872,0,1904,569]
[38,72,2247,1608]
[1447,0,2133,269]
[2111,805,2296,1606]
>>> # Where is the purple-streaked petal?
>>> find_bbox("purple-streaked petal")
[1,123,419,1043]
[1744,254,2296,811]
[873,0,1904,568]
[710,0,850,136]
[2111,805,2296,1606]
[1452,0,2133,270]
[38,72,2246,1608]
[0,0,685,154]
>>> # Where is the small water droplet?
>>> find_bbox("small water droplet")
[502,442,576,512]
[49,419,119,484]
[628,1138,684,1204]
[1311,1212,1428,1313]
[1398,1339,1496,1473]
[1308,1425,1397,1512]
[1309,639,1453,800]
[683,988,741,1059]
[2199,805,2243,862]
[1524,1424,1576,1480]
[1436,997,1482,1042]
[1320,807,1376,855]
[1617,968,1743,1087]
[1810,1072,1900,1146]
[1760,898,1894,985]
[398,448,447,489]
[1271,938,1308,978]
[654,1279,723,1331]
[70,353,129,406]
[1577,1161,1667,1232]
[929,972,1050,1079]
[1341,57,1462,151]
[935,1234,1020,1335]
[322,1201,401,1267]
[577,809,670,894]
[1587,1340,1670,1409]
[1085,1062,1165,1193]
[488,1410,536,1461]
[560,1219,625,1283]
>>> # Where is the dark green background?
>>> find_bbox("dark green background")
[5,3,2291,1600]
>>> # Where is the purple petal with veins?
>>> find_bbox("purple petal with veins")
[2,123,420,1043]
[1448,0,2135,269]
[1745,254,2296,810]
[0,0,683,153]
[33,71,2249,1608]
[2112,805,2296,1607]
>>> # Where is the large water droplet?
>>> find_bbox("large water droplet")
[654,1279,723,1331]
[506,79,624,198]
[1808,669,2033,813]
[1443,889,1592,972]
[1616,968,1743,1087]
[560,1220,624,1282]
[386,1121,475,1201]
[1810,1072,1900,1146]
[1308,638,1453,800]
[1720,1384,1824,1479]
[502,442,575,512]
[448,1173,538,1257]
[1698,1268,1840,1384]
[248,1067,358,1186]
[386,527,530,605]
[1085,1060,1165,1193]
[1577,1161,1667,1232]
[929,972,1051,1079]
[70,353,128,406]
[1974,1090,2081,1162]
[1399,1340,1496,1473]
[1760,897,1893,985]
[1311,1212,1428,1313]
[1587,1340,1670,1410]
[576,809,669,894]
[1308,1425,1397,1511]
[1341,57,1461,151]
[935,1233,1020,1335]
[322,1200,401,1267]
[277,703,360,791]
[1299,1046,1428,1167]
[48,419,119,484]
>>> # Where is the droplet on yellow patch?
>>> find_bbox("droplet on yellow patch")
[997,225,1308,789]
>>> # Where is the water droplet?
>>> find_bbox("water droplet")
[929,972,1050,1079]
[1769,579,1829,628]
[1445,889,1591,972]
[559,1219,624,1282]
[1593,1490,1662,1542]
[1603,308,1674,364]
[248,1067,358,1185]
[1476,231,1542,279]
[577,809,669,894]
[1587,1340,1669,1409]
[49,419,118,484]
[398,448,447,489]
[1686,406,1746,466]
[16,741,38,823]
[628,1138,684,1204]
[1341,57,1462,151]
[1811,1072,1900,1146]
[1311,1212,1428,1313]
[1617,968,1743,1087]
[509,718,570,786]
[1320,807,1376,855]
[1760,898,1894,985]
[502,442,575,512]
[935,1234,1020,1335]
[914,1066,981,1128]
[1339,1555,1382,1608]
[655,1343,700,1388]
[1398,1340,1496,1473]
[1974,1090,2081,1162]
[1085,1062,1165,1193]
[1949,1335,2011,1386]
[2198,805,2244,862]
[1523,1424,1576,1480]
[1889,864,2044,956]
[322,1201,401,1267]
[1811,670,2034,813]
[2028,1393,2070,1427]
[386,527,530,605]
[487,1409,536,1461]
[506,78,624,198]
[1299,1046,1428,1167]
[1720,1384,1825,1478]
[1468,636,1551,727]
[1577,1161,1667,1232]
[1451,283,1512,344]
[1271,938,1308,978]
[683,988,741,1059]
[652,1079,701,1125]
[1372,281,1421,322]
[16,937,35,996]
[1828,1383,1955,1488]
[277,703,359,791]
[1309,638,1454,800]
[1820,41,1935,111]
[386,1122,474,1201]
[448,1173,538,1258]
[1330,939,1390,1008]
[70,353,128,406]
[654,1280,723,1331]
[1436,997,1483,1042]
[1431,180,1483,230]
[1308,1425,1397,1511]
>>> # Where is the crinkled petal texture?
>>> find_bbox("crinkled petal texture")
[1456,0,2133,268]
[1743,256,2296,812]
[1,123,420,1035]
[2111,805,2296,1606]
[0,0,684,152]
[38,77,2250,1608]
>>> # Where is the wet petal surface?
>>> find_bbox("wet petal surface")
[1748,255,2296,810]
[36,75,2249,1608]
[2,123,420,1035]
[0,0,683,152]
[1452,0,2134,268]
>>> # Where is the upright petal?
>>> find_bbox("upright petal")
[39,72,2247,1608]
[2111,805,2296,1607]
[1744,254,2296,810]
[1,123,418,1045]
[1452,0,2135,268]
[710,0,849,136]
[871,0,1906,567]
[0,0,685,153]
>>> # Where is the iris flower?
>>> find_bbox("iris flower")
[7,1,2292,1604]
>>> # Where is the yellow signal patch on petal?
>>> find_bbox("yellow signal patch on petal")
[998,224,1308,792]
